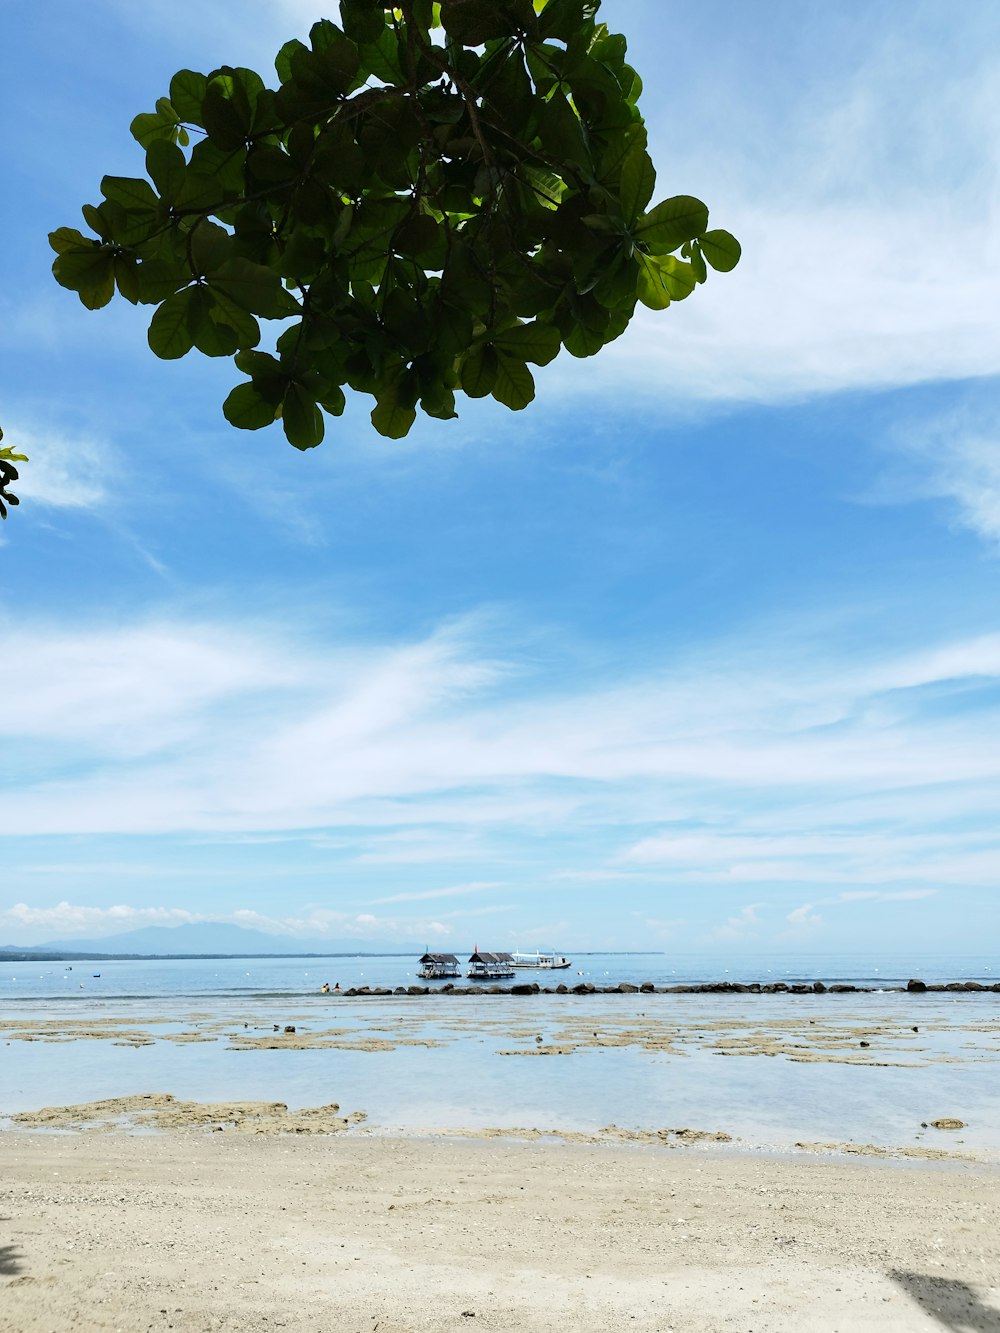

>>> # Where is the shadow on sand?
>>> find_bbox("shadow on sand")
[0,1241,24,1277]
[891,1270,1000,1332]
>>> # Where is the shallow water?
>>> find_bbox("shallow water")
[2,984,998,1156]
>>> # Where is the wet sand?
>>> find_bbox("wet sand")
[2,1130,998,1332]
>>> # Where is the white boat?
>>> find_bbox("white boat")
[510,950,572,970]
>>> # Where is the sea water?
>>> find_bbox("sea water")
[2,953,998,1156]
[1,950,995,1001]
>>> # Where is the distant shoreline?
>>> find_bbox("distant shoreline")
[0,949,663,963]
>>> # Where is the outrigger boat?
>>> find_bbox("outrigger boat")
[510,950,572,970]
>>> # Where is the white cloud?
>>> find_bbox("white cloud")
[373,881,504,905]
[7,424,113,510]
[784,903,824,933]
[0,900,479,945]
[545,6,1000,407]
[882,408,1000,544]
[0,901,202,937]
[709,904,764,942]
[1,621,302,757]
[4,609,1000,918]
[836,889,937,904]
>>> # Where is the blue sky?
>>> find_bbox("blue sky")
[2,1,1000,954]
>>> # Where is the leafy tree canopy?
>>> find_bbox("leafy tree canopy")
[50,0,740,451]
[0,429,26,520]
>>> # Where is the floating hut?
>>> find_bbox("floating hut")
[467,949,515,981]
[417,952,461,979]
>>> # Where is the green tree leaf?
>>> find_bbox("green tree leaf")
[147,287,200,358]
[169,69,208,123]
[210,258,288,316]
[493,321,561,366]
[145,140,186,203]
[492,352,535,409]
[223,381,281,430]
[51,247,116,308]
[282,383,325,448]
[460,345,499,398]
[636,195,709,254]
[698,228,742,272]
[618,143,655,224]
[101,175,159,212]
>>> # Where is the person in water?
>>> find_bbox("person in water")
[320,982,330,994]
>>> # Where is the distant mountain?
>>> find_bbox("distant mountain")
[2,922,423,958]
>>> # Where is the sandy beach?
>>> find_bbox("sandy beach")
[2,1129,998,1333]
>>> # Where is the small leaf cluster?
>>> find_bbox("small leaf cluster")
[0,428,27,519]
[50,0,739,448]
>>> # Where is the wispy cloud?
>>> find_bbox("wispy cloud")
[7,423,114,510]
[5,610,1000,881]
[0,900,468,945]
[782,903,824,936]
[546,5,1000,407]
[372,881,504,905]
[708,904,764,942]
[880,405,1000,544]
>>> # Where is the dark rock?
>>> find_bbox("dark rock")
[906,979,927,992]
[572,982,594,994]
[618,982,638,993]
[284,1025,296,1034]
[748,983,761,994]
[859,1040,870,1047]
[511,983,536,996]
[555,983,568,994]
[441,983,454,992]
[829,984,857,993]
[406,985,429,996]
[640,981,655,992]
[812,981,826,993]
[393,986,407,995]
